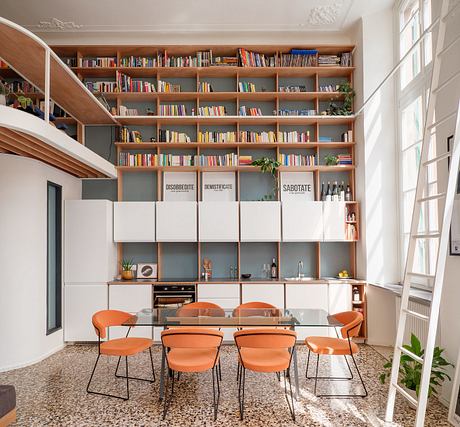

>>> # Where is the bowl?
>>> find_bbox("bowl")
[241,273,252,279]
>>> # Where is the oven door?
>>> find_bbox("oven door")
[154,294,194,308]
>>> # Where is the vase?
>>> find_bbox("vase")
[121,270,134,280]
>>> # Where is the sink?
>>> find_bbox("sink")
[284,277,315,281]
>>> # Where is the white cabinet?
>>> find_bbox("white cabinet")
[108,285,153,339]
[198,284,240,342]
[323,202,346,241]
[328,283,352,314]
[114,202,155,242]
[199,202,239,242]
[241,284,284,308]
[285,284,329,340]
[156,202,197,242]
[65,200,117,283]
[64,284,108,342]
[240,202,281,242]
[282,202,323,242]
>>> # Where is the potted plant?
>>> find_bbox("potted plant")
[251,157,281,201]
[120,258,135,280]
[327,81,355,116]
[324,154,338,166]
[379,333,453,407]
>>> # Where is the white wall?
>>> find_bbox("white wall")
[0,154,81,371]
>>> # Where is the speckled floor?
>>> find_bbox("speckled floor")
[0,344,450,426]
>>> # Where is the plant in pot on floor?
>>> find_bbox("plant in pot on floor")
[379,333,453,407]
[120,258,135,280]
[251,157,281,201]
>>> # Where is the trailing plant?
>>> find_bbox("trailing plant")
[251,157,281,201]
[328,81,355,116]
[379,333,453,397]
[16,95,34,109]
[120,258,135,272]
[324,154,338,166]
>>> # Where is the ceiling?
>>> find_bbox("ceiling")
[0,0,394,42]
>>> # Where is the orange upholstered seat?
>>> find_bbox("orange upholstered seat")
[100,337,153,356]
[239,348,291,372]
[167,348,219,372]
[305,336,359,355]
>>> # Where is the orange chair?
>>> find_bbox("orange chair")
[304,311,367,398]
[86,310,155,400]
[161,328,224,421]
[176,301,225,318]
[234,329,297,421]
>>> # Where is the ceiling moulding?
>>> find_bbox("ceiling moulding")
[36,18,83,31]
[307,2,344,26]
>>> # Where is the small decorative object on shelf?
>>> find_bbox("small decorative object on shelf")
[136,263,157,279]
[120,259,135,280]
[338,269,350,279]
[324,154,338,166]
[352,286,360,301]
[202,257,212,280]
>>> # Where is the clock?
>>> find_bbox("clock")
[137,263,157,279]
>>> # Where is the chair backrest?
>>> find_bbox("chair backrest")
[161,327,224,349]
[233,301,281,317]
[333,311,363,339]
[92,310,132,339]
[234,328,296,349]
[176,301,225,318]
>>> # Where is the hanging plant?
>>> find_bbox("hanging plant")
[328,82,355,116]
[251,157,281,201]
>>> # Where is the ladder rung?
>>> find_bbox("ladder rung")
[403,308,430,321]
[393,383,418,407]
[432,69,460,94]
[427,111,457,130]
[423,152,450,166]
[437,32,460,57]
[412,232,440,239]
[407,271,435,279]
[417,193,446,203]
[398,346,424,363]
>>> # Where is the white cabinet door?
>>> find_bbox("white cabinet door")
[328,283,352,314]
[199,202,239,242]
[156,202,197,242]
[282,201,323,242]
[240,202,281,242]
[114,202,155,242]
[64,284,108,342]
[285,284,329,340]
[109,285,153,339]
[323,202,346,241]
[65,200,117,283]
[241,284,284,308]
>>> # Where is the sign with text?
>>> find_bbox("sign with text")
[202,172,236,201]
[163,172,196,201]
[280,172,314,201]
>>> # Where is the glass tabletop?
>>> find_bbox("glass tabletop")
[122,307,343,328]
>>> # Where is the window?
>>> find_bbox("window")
[47,182,62,334]
[397,0,435,286]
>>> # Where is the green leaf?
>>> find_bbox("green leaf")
[410,333,422,355]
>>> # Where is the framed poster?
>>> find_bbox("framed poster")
[201,172,236,201]
[447,135,460,255]
[280,172,315,202]
[163,172,196,201]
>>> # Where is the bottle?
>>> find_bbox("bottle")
[340,181,345,201]
[345,184,352,201]
[332,181,338,201]
[353,286,360,302]
[306,130,310,142]
[320,182,325,201]
[325,182,332,202]
[271,258,277,279]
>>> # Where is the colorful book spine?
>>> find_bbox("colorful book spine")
[120,56,157,67]
[239,155,253,165]
[197,106,226,116]
[277,154,316,166]
[198,131,237,143]
[158,80,181,93]
[159,104,188,116]
[239,106,262,116]
[198,82,213,92]
[277,131,311,143]
[159,129,191,142]
[79,57,117,67]
[240,131,277,143]
[195,153,238,166]
[238,82,256,92]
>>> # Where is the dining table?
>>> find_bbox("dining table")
[122,307,343,400]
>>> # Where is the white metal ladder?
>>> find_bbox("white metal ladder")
[385,0,460,425]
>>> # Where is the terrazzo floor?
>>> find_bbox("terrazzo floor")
[0,344,450,426]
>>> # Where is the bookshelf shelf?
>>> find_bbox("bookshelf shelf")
[115,141,355,149]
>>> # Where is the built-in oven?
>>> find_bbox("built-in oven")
[153,285,196,309]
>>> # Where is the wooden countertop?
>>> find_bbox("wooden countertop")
[108,278,367,285]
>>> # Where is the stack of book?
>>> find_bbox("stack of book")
[337,154,353,165]
[318,55,341,66]
[159,104,187,116]
[195,153,238,166]
[277,153,316,166]
[277,131,310,143]
[159,129,191,142]
[120,127,143,143]
[276,109,316,116]
[158,80,181,92]
[116,71,156,92]
[119,152,157,167]
[198,82,213,92]
[79,57,117,67]
[340,52,353,67]
[238,82,256,92]
[118,106,139,116]
[280,49,317,67]
[198,106,226,116]
[85,80,117,93]
[239,155,253,165]
[198,131,237,143]
[279,85,307,92]
[240,131,276,143]
[239,106,262,116]
[120,56,157,67]
[211,56,238,66]
[238,48,277,67]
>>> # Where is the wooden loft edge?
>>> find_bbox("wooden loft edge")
[0,106,117,178]
[0,17,118,125]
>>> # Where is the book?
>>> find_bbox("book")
[79,57,117,67]
[239,155,253,165]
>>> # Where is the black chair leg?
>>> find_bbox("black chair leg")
[162,368,175,420]
[218,360,222,381]
[114,348,156,383]
[87,354,129,400]
[238,367,246,420]
[276,371,281,382]
[350,353,368,397]
[283,369,296,421]
[211,366,220,421]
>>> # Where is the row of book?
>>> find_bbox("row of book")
[158,80,181,93]
[238,48,277,67]
[280,50,318,67]
[319,84,340,92]
[198,131,237,143]
[318,55,342,67]
[79,57,117,68]
[159,129,191,143]
[277,131,311,143]
[61,57,77,67]
[117,71,156,93]
[85,80,117,93]
[159,104,188,116]
[195,154,239,167]
[240,131,277,143]
[345,224,357,240]
[337,154,353,165]
[238,82,257,93]
[197,106,226,116]
[120,56,157,67]
[277,154,317,166]
[198,82,213,92]
[120,128,143,143]
[239,106,262,116]
[276,109,317,116]
[157,50,214,67]
[119,153,241,167]
[2,80,38,93]
[279,85,307,93]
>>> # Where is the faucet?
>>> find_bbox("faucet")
[297,260,304,278]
